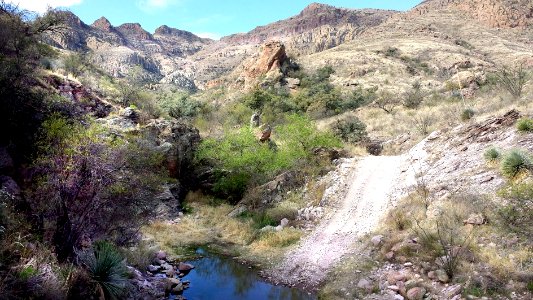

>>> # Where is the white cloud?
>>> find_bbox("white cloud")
[194,32,221,40]
[7,0,83,13]
[137,0,181,12]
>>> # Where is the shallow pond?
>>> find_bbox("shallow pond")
[171,249,316,300]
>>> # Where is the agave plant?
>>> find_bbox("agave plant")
[501,150,532,178]
[81,241,128,299]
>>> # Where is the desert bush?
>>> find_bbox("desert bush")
[414,114,433,135]
[375,91,400,114]
[496,183,533,239]
[343,87,378,110]
[461,108,475,121]
[414,214,473,279]
[455,39,474,50]
[80,241,128,299]
[32,116,166,259]
[63,53,88,78]
[122,242,156,272]
[484,147,501,162]
[403,82,425,109]
[332,118,368,144]
[500,149,532,178]
[494,63,530,99]
[516,118,533,132]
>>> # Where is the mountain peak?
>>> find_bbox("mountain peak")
[116,23,152,40]
[92,17,113,32]
[300,2,336,15]
[154,25,207,42]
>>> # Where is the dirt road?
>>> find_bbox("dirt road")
[276,155,413,289]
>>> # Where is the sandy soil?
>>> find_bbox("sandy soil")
[275,155,415,289]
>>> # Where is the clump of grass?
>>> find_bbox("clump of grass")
[516,118,533,132]
[253,228,302,248]
[461,108,475,121]
[500,150,532,178]
[484,147,501,162]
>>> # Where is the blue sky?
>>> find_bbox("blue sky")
[11,1,423,39]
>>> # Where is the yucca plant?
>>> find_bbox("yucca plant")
[81,241,128,299]
[484,147,501,162]
[500,150,532,178]
[516,118,533,132]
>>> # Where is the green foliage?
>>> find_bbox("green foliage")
[18,266,38,280]
[496,183,533,239]
[81,241,128,300]
[500,150,532,178]
[197,114,341,202]
[343,87,377,110]
[516,118,533,132]
[461,108,475,121]
[239,211,277,230]
[243,88,273,110]
[484,147,501,162]
[157,91,206,120]
[332,118,368,144]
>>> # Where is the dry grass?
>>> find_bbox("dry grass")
[143,199,305,266]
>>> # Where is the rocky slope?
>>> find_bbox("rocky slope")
[47,0,533,93]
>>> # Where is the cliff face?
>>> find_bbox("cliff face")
[222,3,396,49]
[413,0,533,28]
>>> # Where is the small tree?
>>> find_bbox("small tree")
[495,63,530,99]
[375,91,400,114]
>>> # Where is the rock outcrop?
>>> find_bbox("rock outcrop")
[238,41,289,88]
[413,0,533,28]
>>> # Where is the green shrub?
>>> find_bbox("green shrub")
[484,147,501,162]
[332,118,368,144]
[197,114,341,202]
[516,118,533,132]
[461,108,475,121]
[500,150,531,178]
[81,241,128,300]
[495,64,530,99]
[497,183,533,238]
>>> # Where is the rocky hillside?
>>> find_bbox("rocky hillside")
[47,1,533,93]
[412,0,533,28]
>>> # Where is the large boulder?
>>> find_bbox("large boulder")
[143,119,200,180]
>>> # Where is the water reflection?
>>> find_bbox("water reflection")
[174,249,315,300]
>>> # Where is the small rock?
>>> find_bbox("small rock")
[463,213,486,225]
[147,265,161,273]
[280,218,289,228]
[442,284,462,298]
[406,287,426,300]
[228,205,247,218]
[428,271,437,280]
[156,250,167,260]
[387,271,407,285]
[388,285,400,292]
[171,282,184,293]
[371,235,384,246]
[357,278,374,291]
[404,262,413,267]
[178,262,195,272]
[260,225,276,232]
[436,269,450,283]
[394,295,405,300]
[385,251,395,260]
